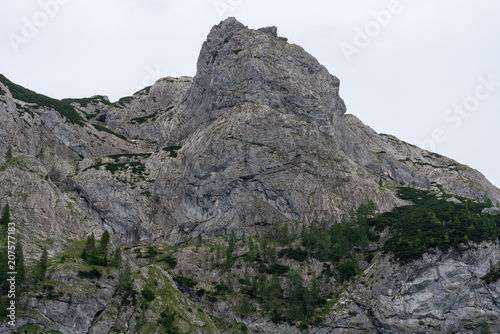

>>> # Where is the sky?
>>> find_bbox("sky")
[1,0,499,188]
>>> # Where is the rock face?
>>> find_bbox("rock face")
[347,241,500,333]
[1,17,500,333]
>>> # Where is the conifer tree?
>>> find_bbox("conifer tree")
[99,230,110,255]
[85,233,95,253]
[37,248,48,282]
[89,247,100,266]
[81,247,87,260]
[0,248,7,290]
[444,232,450,244]
[0,203,10,226]
[113,247,122,269]
[117,260,132,294]
[5,148,12,162]
[15,239,25,285]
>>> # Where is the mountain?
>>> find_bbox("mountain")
[1,18,500,333]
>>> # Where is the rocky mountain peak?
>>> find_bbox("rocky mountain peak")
[183,17,346,138]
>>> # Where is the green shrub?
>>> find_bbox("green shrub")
[130,111,159,124]
[278,247,308,262]
[173,275,197,289]
[91,123,127,140]
[162,144,182,158]
[77,268,102,279]
[141,285,156,302]
[157,254,178,269]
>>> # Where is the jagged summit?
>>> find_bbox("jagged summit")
[182,17,346,138]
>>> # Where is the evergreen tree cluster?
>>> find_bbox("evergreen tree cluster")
[80,231,112,266]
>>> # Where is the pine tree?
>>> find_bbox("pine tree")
[248,238,255,257]
[244,267,251,286]
[99,230,110,255]
[309,274,321,306]
[266,274,283,313]
[452,216,461,232]
[241,293,251,315]
[147,246,157,264]
[5,148,12,162]
[117,261,132,294]
[261,240,269,263]
[225,234,236,269]
[15,240,25,285]
[89,247,100,266]
[0,248,7,290]
[257,275,267,303]
[81,248,88,260]
[286,269,306,321]
[85,233,95,253]
[158,306,179,333]
[113,247,122,269]
[0,203,10,226]
[430,213,440,226]
[444,232,450,244]
[37,248,48,282]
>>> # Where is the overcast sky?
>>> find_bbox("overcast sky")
[1,0,499,188]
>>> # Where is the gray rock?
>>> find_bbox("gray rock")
[483,207,500,214]
[257,26,278,37]
[446,196,462,204]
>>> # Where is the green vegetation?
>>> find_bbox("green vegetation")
[158,306,180,333]
[114,96,133,108]
[128,106,173,124]
[91,123,127,141]
[15,239,25,285]
[228,49,243,55]
[117,261,136,306]
[162,144,182,158]
[62,95,111,107]
[173,275,197,289]
[107,153,152,161]
[479,320,492,334]
[35,248,48,282]
[129,111,160,124]
[141,285,156,302]
[482,260,500,284]
[157,254,177,269]
[0,74,85,126]
[133,85,152,96]
[77,268,102,279]
[99,230,110,255]
[368,187,499,264]
[113,247,122,269]
[82,153,154,187]
[5,147,13,162]
[80,232,115,267]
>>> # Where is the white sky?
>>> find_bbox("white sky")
[1,0,499,188]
